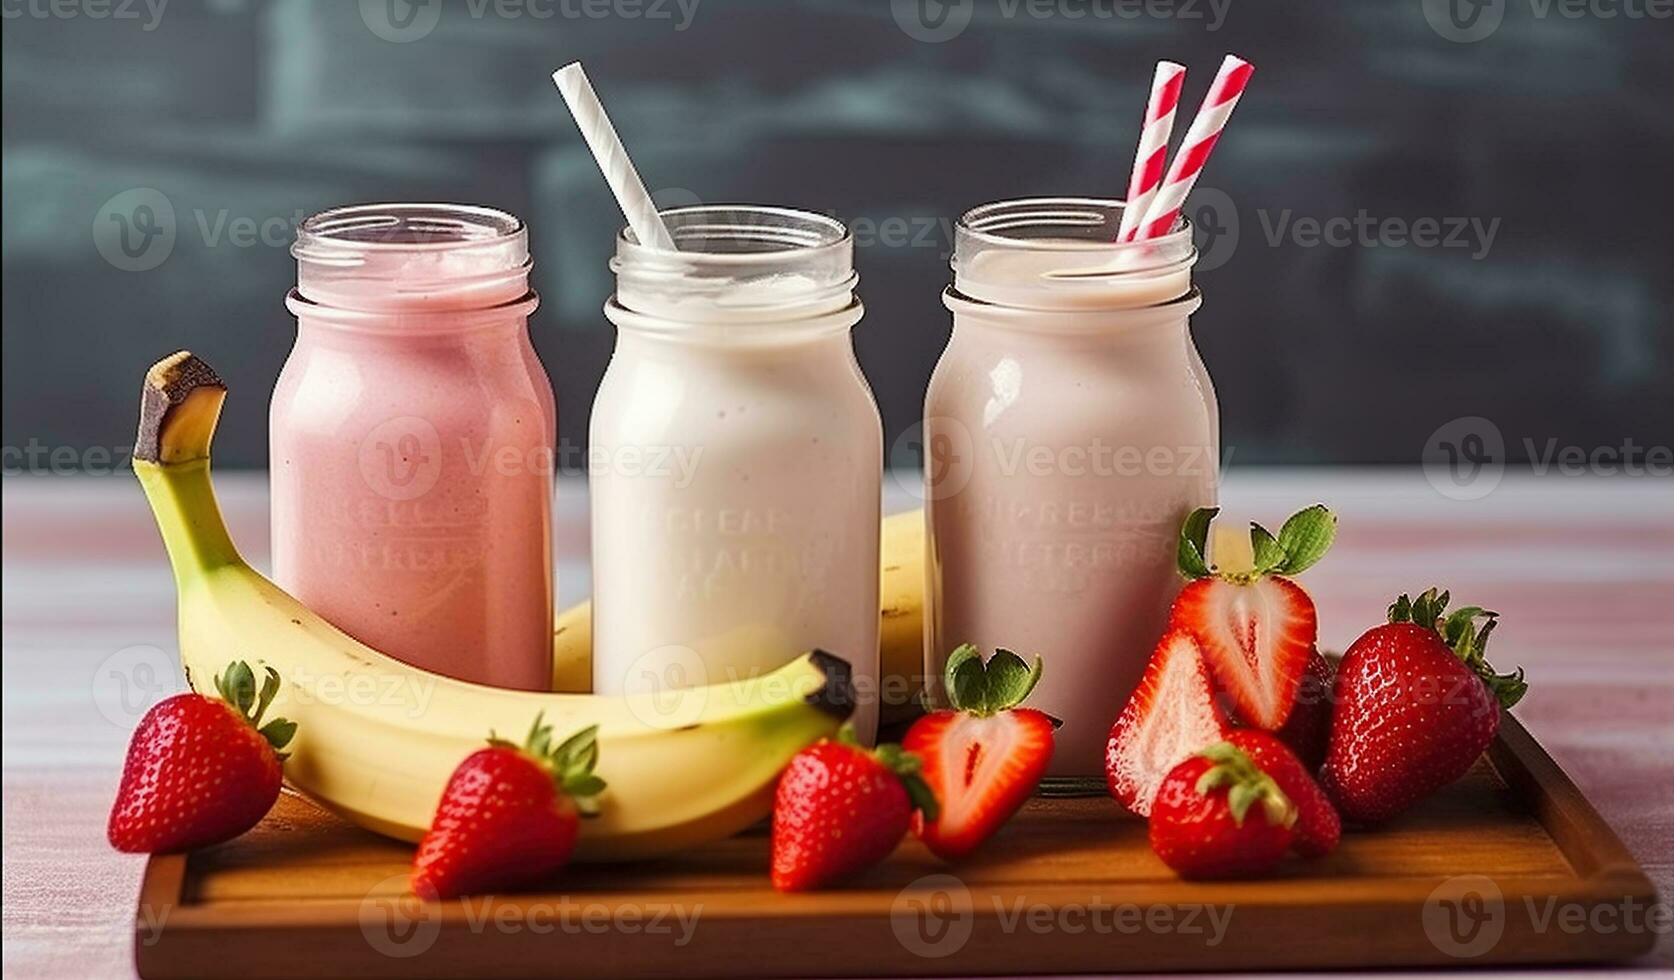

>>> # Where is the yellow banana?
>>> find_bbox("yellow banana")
[552,509,927,724]
[132,352,852,860]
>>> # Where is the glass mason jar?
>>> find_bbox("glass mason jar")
[924,198,1218,792]
[272,204,555,691]
[590,206,882,741]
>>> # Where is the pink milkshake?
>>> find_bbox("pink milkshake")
[925,198,1218,792]
[271,204,554,690]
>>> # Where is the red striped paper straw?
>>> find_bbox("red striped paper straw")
[1116,61,1186,243]
[1132,54,1254,242]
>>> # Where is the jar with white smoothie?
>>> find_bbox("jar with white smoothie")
[924,197,1218,792]
[590,206,882,741]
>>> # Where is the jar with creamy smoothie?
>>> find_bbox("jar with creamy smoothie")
[272,204,554,691]
[590,206,882,740]
[924,197,1218,792]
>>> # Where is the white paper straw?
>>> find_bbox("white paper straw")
[551,62,677,251]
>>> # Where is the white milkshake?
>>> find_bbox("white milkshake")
[590,206,882,741]
[924,198,1218,790]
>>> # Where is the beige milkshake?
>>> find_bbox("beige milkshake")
[925,198,1218,790]
[590,206,882,741]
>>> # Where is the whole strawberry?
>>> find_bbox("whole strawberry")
[905,645,1056,860]
[412,716,605,899]
[771,726,937,891]
[108,661,296,853]
[1224,729,1340,858]
[1149,741,1297,879]
[1321,589,1527,824]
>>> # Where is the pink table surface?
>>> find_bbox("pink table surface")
[3,469,1670,979]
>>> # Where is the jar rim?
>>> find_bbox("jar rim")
[294,203,526,263]
[956,196,1193,252]
[614,204,852,265]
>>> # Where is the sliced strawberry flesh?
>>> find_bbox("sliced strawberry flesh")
[1106,631,1231,816]
[1177,576,1315,730]
[907,709,1052,858]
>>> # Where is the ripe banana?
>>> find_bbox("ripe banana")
[132,352,853,861]
[552,509,928,725]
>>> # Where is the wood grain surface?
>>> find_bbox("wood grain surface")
[3,470,1671,978]
[129,712,1656,979]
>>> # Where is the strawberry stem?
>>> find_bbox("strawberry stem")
[1388,588,1528,708]
[941,644,1043,715]
[836,725,941,822]
[501,714,608,816]
[1196,742,1296,828]
[213,661,295,757]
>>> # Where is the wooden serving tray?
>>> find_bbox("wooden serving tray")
[134,714,1657,978]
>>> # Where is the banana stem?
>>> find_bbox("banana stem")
[134,458,245,575]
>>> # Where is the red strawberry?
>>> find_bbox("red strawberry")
[109,662,296,854]
[1225,729,1340,857]
[1321,589,1527,824]
[1269,648,1335,770]
[1148,741,1297,879]
[1105,630,1232,816]
[771,727,937,891]
[1169,505,1336,730]
[904,645,1056,860]
[412,716,605,899]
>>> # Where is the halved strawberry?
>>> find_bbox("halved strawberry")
[1105,630,1232,816]
[904,645,1056,860]
[1170,505,1335,730]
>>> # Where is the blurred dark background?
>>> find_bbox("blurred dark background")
[3,0,1671,471]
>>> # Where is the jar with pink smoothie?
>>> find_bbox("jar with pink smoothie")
[924,198,1217,792]
[271,204,554,690]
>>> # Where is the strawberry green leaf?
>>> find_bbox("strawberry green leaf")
[946,645,988,713]
[1249,522,1285,574]
[218,661,257,716]
[984,648,1043,712]
[1274,504,1336,575]
[1177,507,1219,579]
[257,718,297,753]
